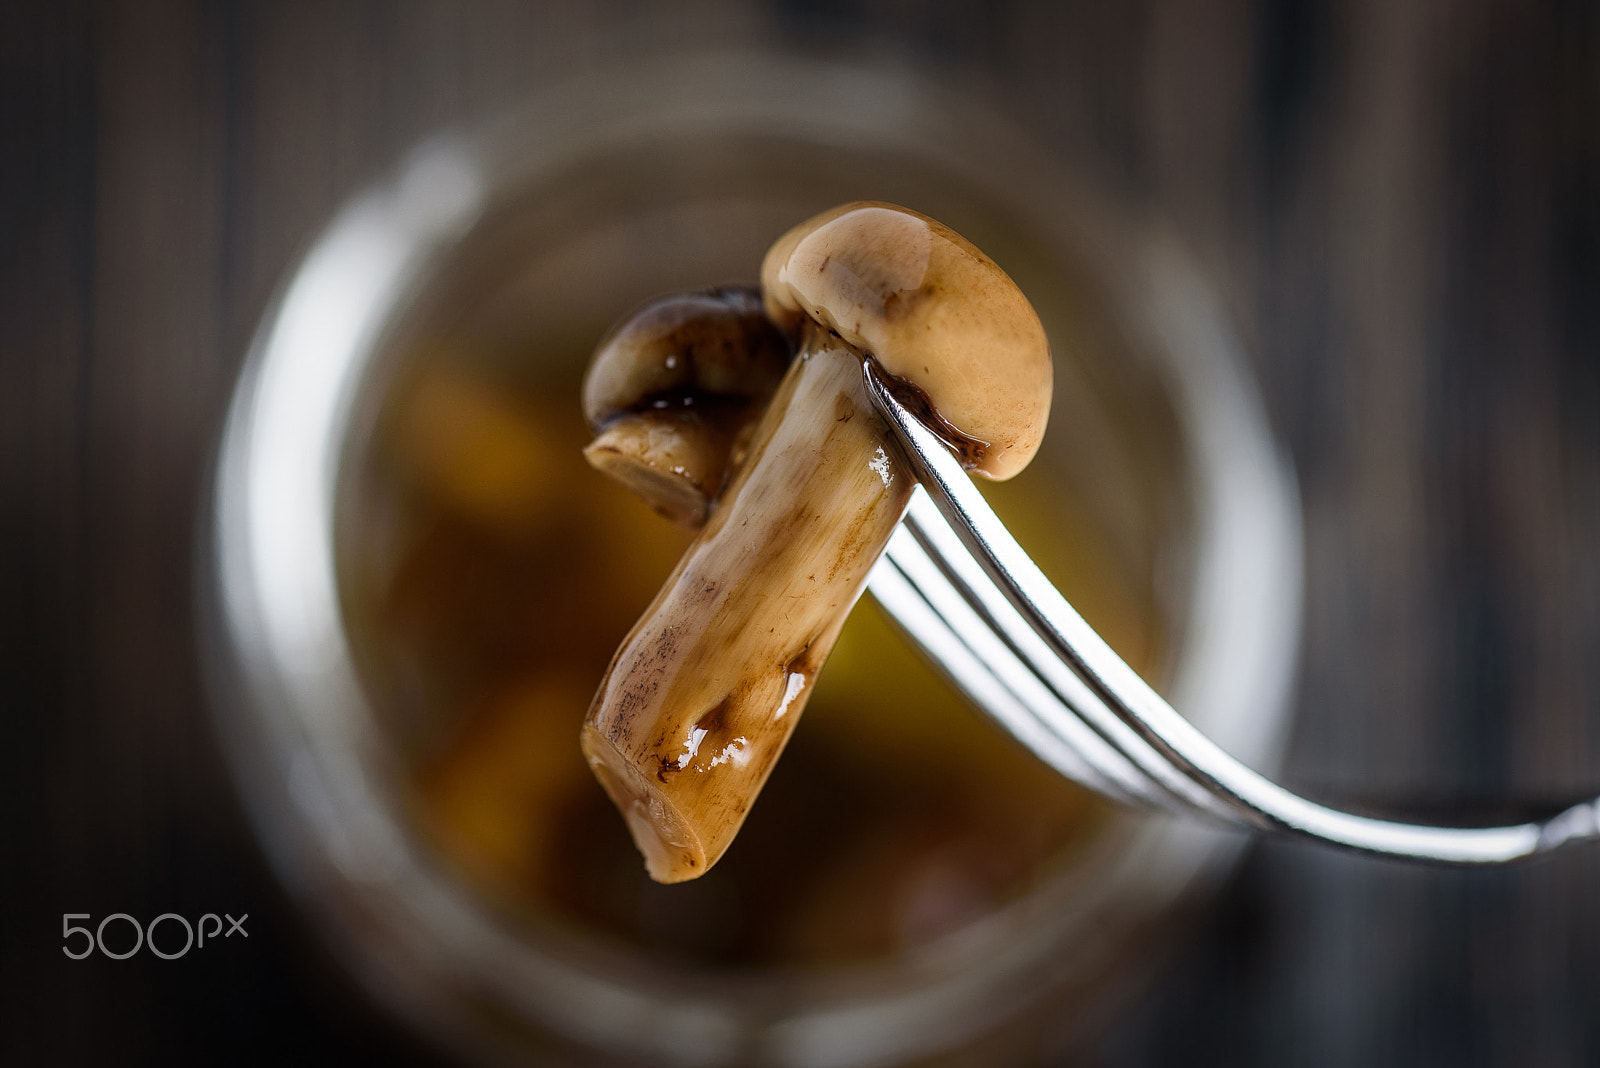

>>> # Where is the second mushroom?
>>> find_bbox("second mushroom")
[581,202,1054,882]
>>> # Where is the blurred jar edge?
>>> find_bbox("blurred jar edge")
[199,48,1303,1068]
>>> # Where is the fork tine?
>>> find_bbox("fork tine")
[871,530,1151,806]
[874,512,1169,809]
[894,492,1238,820]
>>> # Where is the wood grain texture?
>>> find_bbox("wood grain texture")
[4,1,1597,1064]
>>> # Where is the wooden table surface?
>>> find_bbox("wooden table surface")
[5,2,1599,1064]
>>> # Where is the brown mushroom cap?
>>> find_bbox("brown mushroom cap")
[581,286,792,525]
[760,202,1052,480]
[582,285,790,429]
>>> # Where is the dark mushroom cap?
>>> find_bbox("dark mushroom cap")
[582,285,791,430]
[580,285,793,527]
[760,202,1052,480]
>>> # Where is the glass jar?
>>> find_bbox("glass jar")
[204,50,1301,1067]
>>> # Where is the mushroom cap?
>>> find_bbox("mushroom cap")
[760,202,1052,480]
[582,285,790,429]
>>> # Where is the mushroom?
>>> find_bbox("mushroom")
[581,285,792,527]
[581,202,1053,882]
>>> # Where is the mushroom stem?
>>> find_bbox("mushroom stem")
[580,325,912,882]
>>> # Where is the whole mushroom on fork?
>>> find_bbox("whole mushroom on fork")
[581,202,1054,882]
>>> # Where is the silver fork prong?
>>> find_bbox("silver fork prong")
[871,529,1153,807]
[895,492,1239,822]
[875,512,1174,810]
[865,361,1600,864]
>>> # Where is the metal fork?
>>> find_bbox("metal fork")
[862,362,1600,864]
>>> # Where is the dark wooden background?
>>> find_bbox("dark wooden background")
[5,1,1599,1064]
